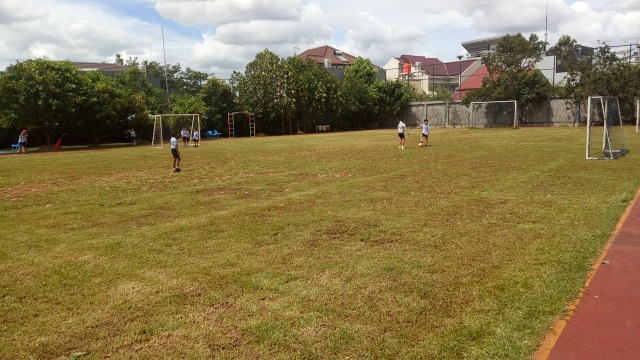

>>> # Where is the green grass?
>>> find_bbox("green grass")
[1,127,639,359]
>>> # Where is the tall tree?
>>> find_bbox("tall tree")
[375,80,413,126]
[233,49,286,135]
[338,57,379,129]
[115,66,163,115]
[281,57,339,133]
[80,71,136,145]
[175,67,209,96]
[464,33,552,112]
[484,33,546,75]
[0,59,88,145]
[199,77,236,133]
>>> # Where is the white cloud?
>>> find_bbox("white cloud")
[153,0,303,26]
[0,0,637,78]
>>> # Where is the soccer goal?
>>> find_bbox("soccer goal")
[151,114,201,148]
[586,96,628,160]
[469,101,518,128]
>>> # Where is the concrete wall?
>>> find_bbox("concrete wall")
[397,99,585,128]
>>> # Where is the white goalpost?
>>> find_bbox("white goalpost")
[151,114,201,148]
[586,96,628,160]
[469,100,518,128]
[636,100,640,132]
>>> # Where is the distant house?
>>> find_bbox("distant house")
[72,62,130,77]
[71,60,162,88]
[461,34,597,87]
[461,35,504,58]
[452,65,490,100]
[297,45,385,81]
[383,55,481,96]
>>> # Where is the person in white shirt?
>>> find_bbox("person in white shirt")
[191,130,200,147]
[17,129,28,154]
[129,129,136,146]
[181,128,190,147]
[397,120,407,149]
[170,133,181,172]
[419,119,430,146]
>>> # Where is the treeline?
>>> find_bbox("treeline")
[463,34,640,121]
[0,52,413,147]
[2,34,638,147]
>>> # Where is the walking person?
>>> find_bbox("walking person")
[171,132,181,172]
[17,130,28,154]
[181,128,190,147]
[129,128,137,146]
[397,120,408,149]
[419,119,430,146]
[192,129,200,147]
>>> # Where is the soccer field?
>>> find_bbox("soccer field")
[1,127,639,358]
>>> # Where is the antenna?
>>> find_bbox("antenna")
[544,0,548,51]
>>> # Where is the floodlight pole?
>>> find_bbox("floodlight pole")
[162,27,171,113]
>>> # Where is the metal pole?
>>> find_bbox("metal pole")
[162,27,171,113]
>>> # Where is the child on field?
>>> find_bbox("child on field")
[192,130,199,147]
[17,130,28,154]
[129,129,136,146]
[181,128,190,147]
[419,119,430,146]
[171,132,181,172]
[397,120,407,149]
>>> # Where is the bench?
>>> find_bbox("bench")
[316,125,331,132]
[11,144,20,150]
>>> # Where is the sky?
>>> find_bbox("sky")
[0,0,638,79]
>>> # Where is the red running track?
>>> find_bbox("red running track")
[536,190,640,360]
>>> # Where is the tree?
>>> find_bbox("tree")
[483,33,546,75]
[80,71,136,145]
[175,67,209,96]
[375,80,413,126]
[233,49,286,135]
[0,59,88,145]
[281,56,339,133]
[115,66,163,115]
[463,33,552,113]
[199,77,236,133]
[571,44,640,121]
[170,93,206,116]
[338,57,379,129]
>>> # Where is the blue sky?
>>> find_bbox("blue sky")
[0,0,638,78]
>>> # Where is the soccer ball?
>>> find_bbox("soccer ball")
[418,142,424,147]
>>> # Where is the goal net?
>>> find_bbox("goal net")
[586,96,628,160]
[469,101,518,128]
[151,114,201,148]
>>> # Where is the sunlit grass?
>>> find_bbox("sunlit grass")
[1,127,639,359]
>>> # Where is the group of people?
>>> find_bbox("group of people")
[397,118,430,149]
[180,128,200,148]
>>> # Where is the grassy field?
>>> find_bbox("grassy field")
[1,127,639,359]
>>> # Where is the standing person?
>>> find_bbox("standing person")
[17,130,28,154]
[171,132,181,172]
[191,129,200,147]
[181,128,190,147]
[397,120,408,149]
[419,119,430,146]
[129,128,137,146]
